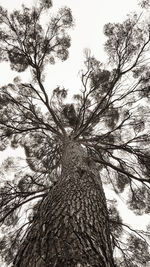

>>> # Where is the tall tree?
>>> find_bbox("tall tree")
[0,1,150,266]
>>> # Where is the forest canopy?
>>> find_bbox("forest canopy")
[0,0,150,266]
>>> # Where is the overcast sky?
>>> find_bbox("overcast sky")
[0,0,149,231]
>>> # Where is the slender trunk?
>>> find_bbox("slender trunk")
[13,141,115,267]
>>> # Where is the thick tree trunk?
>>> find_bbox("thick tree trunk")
[13,141,115,267]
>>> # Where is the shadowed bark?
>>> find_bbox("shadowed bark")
[13,141,115,267]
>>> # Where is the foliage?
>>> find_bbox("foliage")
[0,0,150,266]
[115,234,150,267]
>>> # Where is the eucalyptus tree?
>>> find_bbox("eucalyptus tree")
[0,0,150,266]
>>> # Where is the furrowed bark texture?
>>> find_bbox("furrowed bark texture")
[13,141,115,267]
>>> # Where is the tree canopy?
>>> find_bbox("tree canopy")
[0,0,150,266]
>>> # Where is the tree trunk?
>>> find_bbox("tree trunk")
[13,140,115,267]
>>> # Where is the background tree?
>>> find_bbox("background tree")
[0,0,150,266]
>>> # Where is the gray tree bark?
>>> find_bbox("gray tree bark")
[13,141,115,267]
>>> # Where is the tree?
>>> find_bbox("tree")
[0,0,150,266]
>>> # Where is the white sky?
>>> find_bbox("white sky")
[0,0,149,246]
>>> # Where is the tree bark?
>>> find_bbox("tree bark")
[13,140,115,267]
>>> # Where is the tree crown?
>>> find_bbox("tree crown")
[0,0,150,266]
